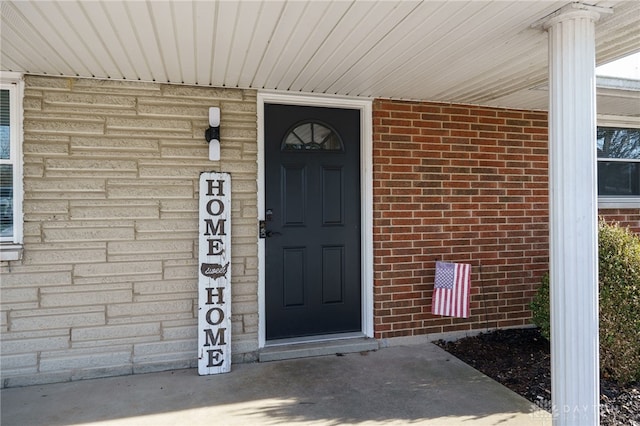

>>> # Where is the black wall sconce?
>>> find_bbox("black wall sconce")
[205,107,220,160]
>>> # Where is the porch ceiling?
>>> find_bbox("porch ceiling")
[1,1,639,112]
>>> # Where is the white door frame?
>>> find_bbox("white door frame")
[257,91,374,348]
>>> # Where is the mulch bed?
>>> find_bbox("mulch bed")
[434,328,639,425]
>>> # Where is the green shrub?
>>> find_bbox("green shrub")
[530,273,550,340]
[530,220,640,385]
[598,220,640,384]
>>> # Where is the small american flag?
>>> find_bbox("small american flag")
[431,261,471,318]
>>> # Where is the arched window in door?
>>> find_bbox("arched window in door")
[282,121,343,151]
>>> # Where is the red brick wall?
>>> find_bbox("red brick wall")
[599,209,640,234]
[372,99,550,339]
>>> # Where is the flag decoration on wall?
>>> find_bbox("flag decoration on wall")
[431,261,471,318]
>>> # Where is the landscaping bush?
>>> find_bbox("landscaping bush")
[530,220,640,385]
[529,273,550,340]
[598,220,640,384]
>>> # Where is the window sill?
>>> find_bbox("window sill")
[0,244,23,261]
[598,197,640,209]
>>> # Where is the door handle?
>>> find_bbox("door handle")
[259,220,282,238]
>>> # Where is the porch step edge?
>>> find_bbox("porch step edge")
[259,338,379,362]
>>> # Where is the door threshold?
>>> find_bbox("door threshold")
[259,334,379,362]
[265,332,365,347]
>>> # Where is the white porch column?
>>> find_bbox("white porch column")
[543,4,609,425]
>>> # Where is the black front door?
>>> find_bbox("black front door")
[265,104,361,340]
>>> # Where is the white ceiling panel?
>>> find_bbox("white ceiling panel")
[211,0,239,86]
[236,1,282,88]
[365,2,558,100]
[80,2,134,80]
[322,1,449,96]
[596,1,640,62]
[97,1,152,81]
[358,3,501,98]
[251,1,307,89]
[273,1,351,91]
[1,19,54,74]
[295,2,410,92]
[128,1,170,82]
[1,0,638,112]
[4,1,78,76]
[147,1,182,83]
[148,0,183,83]
[173,2,198,84]
[223,1,260,88]
[192,1,217,86]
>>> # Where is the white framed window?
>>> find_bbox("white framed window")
[0,72,24,258]
[597,115,640,208]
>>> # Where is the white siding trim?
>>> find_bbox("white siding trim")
[0,71,24,247]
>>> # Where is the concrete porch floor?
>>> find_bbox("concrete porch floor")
[1,342,552,426]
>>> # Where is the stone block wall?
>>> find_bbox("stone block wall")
[0,76,258,387]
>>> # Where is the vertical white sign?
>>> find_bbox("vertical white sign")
[198,172,232,375]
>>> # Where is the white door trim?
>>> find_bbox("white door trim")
[257,91,374,348]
